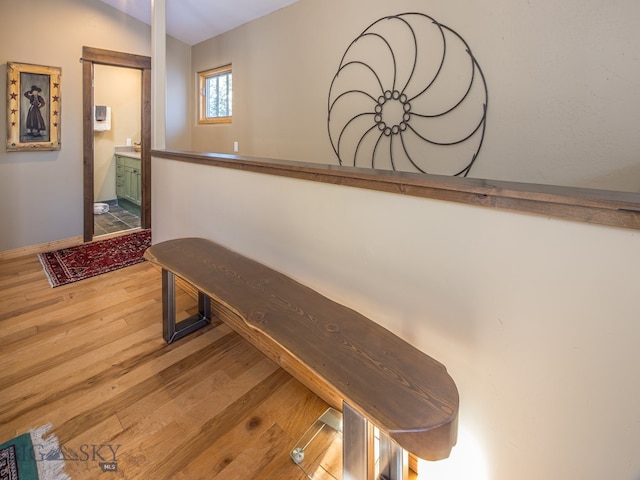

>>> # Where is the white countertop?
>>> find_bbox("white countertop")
[114,146,141,159]
[116,151,141,159]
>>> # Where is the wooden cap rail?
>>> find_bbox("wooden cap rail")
[144,237,459,460]
[152,149,640,232]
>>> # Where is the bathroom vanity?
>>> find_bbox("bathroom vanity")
[115,152,141,212]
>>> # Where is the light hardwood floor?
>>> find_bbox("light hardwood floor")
[0,253,335,479]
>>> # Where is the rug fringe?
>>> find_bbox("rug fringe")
[30,424,70,480]
[37,253,56,288]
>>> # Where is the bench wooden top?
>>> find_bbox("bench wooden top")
[144,237,458,460]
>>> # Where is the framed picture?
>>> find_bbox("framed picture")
[6,62,61,151]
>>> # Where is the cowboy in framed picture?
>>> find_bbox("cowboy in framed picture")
[23,84,47,138]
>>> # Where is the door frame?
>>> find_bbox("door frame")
[82,46,151,242]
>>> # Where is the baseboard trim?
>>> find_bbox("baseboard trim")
[0,236,84,260]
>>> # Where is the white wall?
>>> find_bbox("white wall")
[190,0,640,192]
[152,156,640,480]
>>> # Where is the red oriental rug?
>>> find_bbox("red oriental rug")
[38,230,151,288]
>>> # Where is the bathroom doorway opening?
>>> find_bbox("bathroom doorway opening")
[93,64,142,237]
[82,47,151,242]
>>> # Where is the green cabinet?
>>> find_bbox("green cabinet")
[116,154,141,206]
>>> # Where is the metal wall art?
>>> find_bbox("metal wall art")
[328,13,488,176]
[6,62,61,152]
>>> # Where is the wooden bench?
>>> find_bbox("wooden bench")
[144,238,459,478]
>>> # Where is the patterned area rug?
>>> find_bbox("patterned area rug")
[38,230,151,288]
[0,424,68,480]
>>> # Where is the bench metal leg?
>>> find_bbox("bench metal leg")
[378,426,409,480]
[343,402,408,480]
[162,269,211,344]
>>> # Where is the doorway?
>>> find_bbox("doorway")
[82,47,151,242]
[93,64,142,236]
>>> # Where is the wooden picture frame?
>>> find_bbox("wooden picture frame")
[6,62,61,151]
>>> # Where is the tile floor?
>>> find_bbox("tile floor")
[94,203,141,236]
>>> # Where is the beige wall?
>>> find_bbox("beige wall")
[0,0,150,250]
[94,65,141,202]
[166,38,192,150]
[152,155,640,480]
[190,0,640,192]
[0,0,190,251]
[159,1,640,477]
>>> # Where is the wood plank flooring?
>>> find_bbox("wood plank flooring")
[0,253,333,479]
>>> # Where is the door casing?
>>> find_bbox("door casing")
[82,46,151,241]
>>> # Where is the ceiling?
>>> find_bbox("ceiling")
[98,0,299,46]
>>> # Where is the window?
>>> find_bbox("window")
[198,65,232,124]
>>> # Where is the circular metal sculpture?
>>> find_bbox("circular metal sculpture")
[328,13,488,176]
